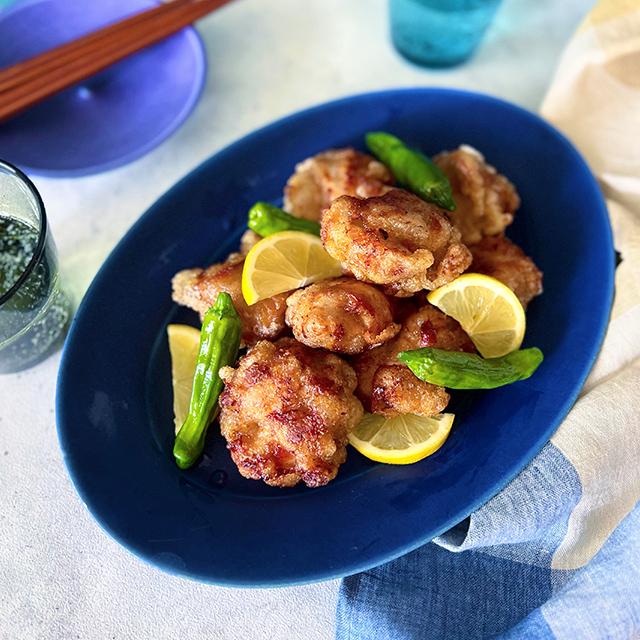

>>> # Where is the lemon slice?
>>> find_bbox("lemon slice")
[427,273,526,358]
[167,324,201,434]
[348,412,454,464]
[241,230,342,305]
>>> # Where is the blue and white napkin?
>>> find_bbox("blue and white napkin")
[336,1,640,637]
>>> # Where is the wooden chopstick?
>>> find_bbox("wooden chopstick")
[0,0,233,125]
[2,0,218,96]
[0,0,197,94]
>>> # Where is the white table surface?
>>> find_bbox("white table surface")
[0,1,596,638]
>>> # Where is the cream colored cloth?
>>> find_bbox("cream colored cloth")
[539,0,640,574]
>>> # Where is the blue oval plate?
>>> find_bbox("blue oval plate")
[0,0,205,177]
[56,88,614,587]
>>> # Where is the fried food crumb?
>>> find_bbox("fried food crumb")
[239,229,262,255]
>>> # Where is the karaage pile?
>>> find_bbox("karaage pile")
[171,143,543,487]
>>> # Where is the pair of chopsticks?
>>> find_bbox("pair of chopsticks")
[0,0,234,125]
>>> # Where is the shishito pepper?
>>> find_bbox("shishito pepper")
[248,202,321,237]
[397,347,543,390]
[365,131,457,212]
[173,292,242,469]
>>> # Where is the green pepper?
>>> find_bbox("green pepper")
[365,131,457,211]
[173,292,242,469]
[248,202,321,237]
[397,347,543,390]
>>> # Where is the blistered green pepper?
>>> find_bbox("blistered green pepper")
[366,131,456,211]
[397,347,543,390]
[248,202,321,237]
[173,292,242,469]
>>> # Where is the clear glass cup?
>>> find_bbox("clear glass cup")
[389,0,504,68]
[0,160,71,373]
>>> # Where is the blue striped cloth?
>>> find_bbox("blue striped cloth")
[336,438,640,639]
[336,1,640,637]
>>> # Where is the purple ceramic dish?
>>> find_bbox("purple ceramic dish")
[0,0,206,177]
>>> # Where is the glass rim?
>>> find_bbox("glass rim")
[0,159,48,308]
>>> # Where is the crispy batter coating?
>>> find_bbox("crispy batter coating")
[368,365,447,418]
[218,338,363,488]
[285,277,401,355]
[469,235,543,309]
[239,229,262,255]
[434,146,520,246]
[351,303,475,418]
[321,189,472,297]
[283,148,395,222]
[171,253,287,347]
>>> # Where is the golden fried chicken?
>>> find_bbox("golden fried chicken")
[218,338,363,488]
[469,235,543,309]
[321,188,472,297]
[283,148,396,222]
[285,277,401,355]
[171,253,287,347]
[434,146,520,246]
[351,303,475,418]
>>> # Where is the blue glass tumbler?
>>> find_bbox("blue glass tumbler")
[390,0,504,67]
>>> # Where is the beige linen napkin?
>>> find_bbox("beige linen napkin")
[539,0,640,573]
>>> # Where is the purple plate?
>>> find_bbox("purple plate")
[0,0,206,177]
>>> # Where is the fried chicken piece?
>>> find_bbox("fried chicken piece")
[469,235,543,309]
[283,148,396,222]
[285,277,401,355]
[351,303,475,418]
[218,338,363,488]
[434,145,520,246]
[321,188,472,297]
[171,253,287,347]
[368,365,448,418]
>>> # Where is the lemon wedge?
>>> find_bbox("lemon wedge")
[348,412,455,464]
[241,230,342,305]
[167,324,201,434]
[427,273,526,358]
